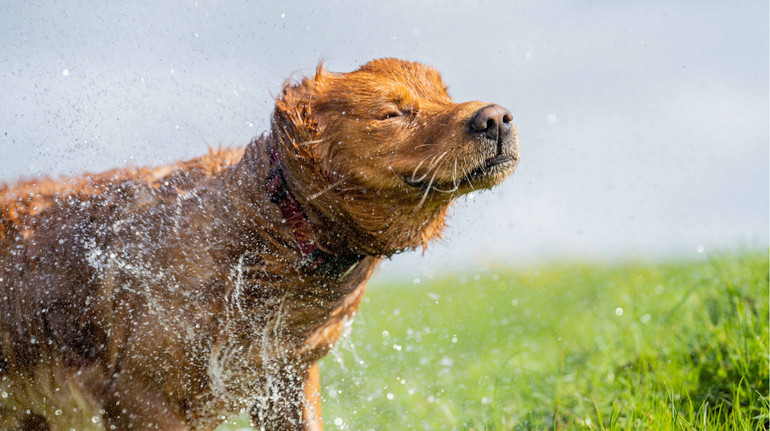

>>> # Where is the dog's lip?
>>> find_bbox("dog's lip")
[481,153,515,170]
[403,153,517,190]
[462,153,517,180]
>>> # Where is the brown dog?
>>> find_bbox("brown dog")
[0,58,518,430]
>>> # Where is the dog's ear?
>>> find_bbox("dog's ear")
[272,63,334,159]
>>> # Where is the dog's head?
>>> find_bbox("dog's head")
[273,58,519,207]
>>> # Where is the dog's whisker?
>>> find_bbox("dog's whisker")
[299,139,323,145]
[433,184,460,193]
[308,178,346,201]
[428,150,449,169]
[453,159,459,190]
[433,166,460,193]
[414,151,445,178]
[410,158,427,182]
[415,170,439,209]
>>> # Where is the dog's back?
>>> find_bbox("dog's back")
[0,148,247,429]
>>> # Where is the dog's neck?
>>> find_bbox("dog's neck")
[234,135,450,259]
[263,145,364,275]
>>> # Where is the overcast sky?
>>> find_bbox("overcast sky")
[1,1,767,278]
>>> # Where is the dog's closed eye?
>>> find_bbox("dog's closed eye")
[379,108,414,121]
[380,111,402,120]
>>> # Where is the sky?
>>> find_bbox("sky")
[1,0,767,279]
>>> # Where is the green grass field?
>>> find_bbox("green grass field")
[221,251,768,430]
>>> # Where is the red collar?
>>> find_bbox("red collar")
[264,147,362,276]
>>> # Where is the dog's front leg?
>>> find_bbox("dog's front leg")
[303,363,324,431]
[250,362,323,431]
[103,371,189,431]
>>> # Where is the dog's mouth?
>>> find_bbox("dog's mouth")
[403,153,517,191]
[467,153,516,179]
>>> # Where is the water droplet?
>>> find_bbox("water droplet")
[696,245,705,253]
[386,393,394,400]
[615,307,623,316]
[62,69,70,76]
[55,409,62,416]
[413,277,421,285]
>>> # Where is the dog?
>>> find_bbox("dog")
[0,58,519,430]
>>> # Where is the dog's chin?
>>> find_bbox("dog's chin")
[462,154,518,188]
[403,154,518,193]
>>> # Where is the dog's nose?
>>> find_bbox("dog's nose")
[470,105,514,142]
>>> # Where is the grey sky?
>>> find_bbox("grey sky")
[1,1,767,278]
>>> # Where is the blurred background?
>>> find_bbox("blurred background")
[1,0,767,279]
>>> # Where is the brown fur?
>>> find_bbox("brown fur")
[0,58,518,430]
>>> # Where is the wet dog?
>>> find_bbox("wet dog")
[0,58,519,430]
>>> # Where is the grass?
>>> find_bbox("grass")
[220,251,769,430]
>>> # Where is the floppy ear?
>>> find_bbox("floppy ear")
[272,63,333,160]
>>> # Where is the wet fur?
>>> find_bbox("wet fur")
[0,59,518,430]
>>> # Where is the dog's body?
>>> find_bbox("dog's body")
[0,59,518,430]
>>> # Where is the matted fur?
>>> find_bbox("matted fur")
[0,58,518,430]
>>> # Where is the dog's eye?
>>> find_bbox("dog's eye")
[379,108,415,121]
[380,111,402,120]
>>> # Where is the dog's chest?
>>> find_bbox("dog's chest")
[193,256,378,410]
[221,254,378,353]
